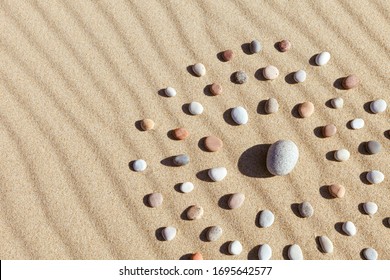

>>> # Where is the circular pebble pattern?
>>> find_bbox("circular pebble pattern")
[322,124,337,137]
[148,192,163,208]
[133,159,147,172]
[188,101,204,115]
[263,65,279,80]
[222,50,234,61]
[370,99,387,113]
[342,74,359,89]
[210,83,222,95]
[173,128,189,140]
[329,184,346,198]
[204,135,223,152]
[187,205,204,220]
[298,101,314,118]
[234,71,248,84]
[278,39,291,52]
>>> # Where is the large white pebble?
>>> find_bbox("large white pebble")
[162,226,177,241]
[363,202,378,215]
[231,106,248,125]
[331,97,344,109]
[258,244,272,260]
[315,51,331,66]
[366,170,384,184]
[188,102,204,115]
[165,87,177,97]
[342,221,357,236]
[208,167,227,182]
[259,209,275,228]
[228,240,243,255]
[288,244,304,260]
[350,118,364,129]
[370,99,387,113]
[318,236,334,253]
[180,182,194,193]
[294,70,307,83]
[266,140,299,176]
[133,159,147,172]
[334,149,350,162]
[363,248,378,260]
[192,63,206,77]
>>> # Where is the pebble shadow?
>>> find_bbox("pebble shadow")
[274,42,281,52]
[255,211,261,228]
[217,51,226,62]
[291,104,302,118]
[128,161,135,171]
[199,227,211,242]
[346,120,353,129]
[218,194,231,210]
[155,227,166,241]
[363,101,374,114]
[382,218,390,228]
[313,126,324,138]
[325,99,334,109]
[180,206,191,221]
[290,203,301,218]
[237,144,273,178]
[158,88,168,97]
[134,120,143,131]
[182,103,192,115]
[203,84,214,96]
[333,77,345,90]
[325,151,337,161]
[334,222,347,236]
[309,54,318,66]
[285,72,297,84]
[384,130,390,139]
[174,183,182,193]
[223,108,239,126]
[198,137,209,152]
[247,245,260,260]
[179,253,193,260]
[359,250,366,260]
[167,130,177,140]
[315,236,324,253]
[254,68,267,81]
[358,142,370,155]
[219,241,231,255]
[241,43,252,55]
[186,65,197,77]
[358,203,366,215]
[196,169,214,182]
[257,100,268,115]
[143,194,151,207]
[359,172,371,185]
[282,245,290,260]
[160,156,178,167]
[319,185,333,199]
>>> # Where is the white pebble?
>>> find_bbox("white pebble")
[350,118,364,129]
[192,63,206,77]
[133,159,147,172]
[294,70,307,83]
[266,140,299,176]
[162,226,177,241]
[363,202,378,216]
[258,244,272,260]
[331,97,344,109]
[258,209,275,228]
[318,236,334,254]
[165,87,177,97]
[288,244,304,260]
[334,149,350,162]
[363,248,378,260]
[366,170,384,184]
[180,182,194,193]
[208,167,227,182]
[370,99,387,113]
[342,221,357,236]
[228,240,243,255]
[188,101,204,115]
[231,106,248,125]
[315,51,331,66]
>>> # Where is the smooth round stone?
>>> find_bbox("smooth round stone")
[258,209,275,228]
[180,182,194,193]
[342,221,357,236]
[165,87,177,97]
[210,83,222,95]
[322,124,337,137]
[366,141,381,154]
[228,193,245,209]
[250,39,262,53]
[231,106,248,125]
[207,226,223,241]
[258,244,272,260]
[298,201,314,218]
[234,71,248,84]
[318,236,334,254]
[191,252,203,260]
[334,149,350,162]
[288,244,304,260]
[204,136,223,152]
[294,70,307,83]
[363,202,378,215]
[331,97,344,109]
[173,128,189,140]
[192,63,206,77]
[140,118,155,131]
[148,192,163,207]
[208,167,227,182]
[370,99,387,113]
[188,101,204,115]
[363,248,378,260]
[133,159,147,172]
[162,226,177,241]
[298,101,314,118]
[329,184,346,198]
[315,51,331,66]
[342,74,359,89]
[228,240,243,255]
[222,49,234,61]
[263,65,279,80]
[350,118,364,129]
[173,154,190,166]
[187,205,204,220]
[265,98,279,114]
[278,39,291,52]
[366,170,384,184]
[266,140,299,176]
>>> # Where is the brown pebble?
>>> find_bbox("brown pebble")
[172,128,189,140]
[148,192,163,207]
[328,184,345,198]
[342,74,359,89]
[322,124,337,137]
[278,39,291,52]
[298,102,314,118]
[210,83,223,95]
[191,252,203,260]
[187,205,204,220]
[140,119,155,131]
[204,136,223,152]
[222,50,234,61]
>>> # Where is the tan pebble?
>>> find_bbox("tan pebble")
[342,74,359,89]
[204,135,223,152]
[148,192,163,207]
[191,252,203,260]
[298,102,314,118]
[222,50,234,61]
[210,83,222,95]
[187,205,204,220]
[328,184,345,198]
[322,124,337,137]
[173,128,189,140]
[263,65,279,80]
[228,193,245,209]
[265,98,279,114]
[140,119,155,130]
[278,39,291,52]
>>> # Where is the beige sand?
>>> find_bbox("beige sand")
[0,0,389,260]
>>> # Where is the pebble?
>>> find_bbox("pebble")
[204,136,223,152]
[288,244,304,260]
[294,70,307,83]
[363,248,378,260]
[140,119,155,131]
[180,182,194,193]
[318,236,334,254]
[222,49,234,61]
[165,87,177,97]
[228,240,243,255]
[342,74,359,89]
[188,101,204,115]
[191,252,203,260]
[329,184,346,198]
[366,141,381,154]
[322,124,337,137]
[265,98,279,114]
[162,226,177,241]
[133,159,147,172]
[210,83,223,95]
[192,63,206,77]
[258,244,272,260]
[234,71,248,84]
[366,170,384,184]
[263,65,279,80]
[207,226,223,241]
[342,221,357,236]
[298,201,314,218]
[173,128,189,140]
[250,39,262,53]
[148,192,163,208]
[298,101,314,118]
[266,140,299,176]
[334,149,350,162]
[350,118,364,129]
[208,167,227,182]
[370,99,387,113]
[331,97,344,109]
[228,193,245,209]
[258,209,275,228]
[187,205,204,220]
[315,51,331,66]
[231,106,248,125]
[363,202,378,216]
[173,154,190,166]
[278,39,291,52]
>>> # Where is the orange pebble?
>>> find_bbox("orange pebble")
[172,128,189,140]
[191,252,203,260]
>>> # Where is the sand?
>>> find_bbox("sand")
[0,0,389,260]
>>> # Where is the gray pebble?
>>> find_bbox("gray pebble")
[207,226,223,241]
[258,209,275,228]
[363,248,378,260]
[250,39,262,53]
[265,98,279,114]
[318,236,333,253]
[173,154,190,166]
[366,141,381,154]
[298,201,314,218]
[266,140,299,176]
[235,71,248,84]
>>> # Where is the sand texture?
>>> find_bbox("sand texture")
[0,0,389,260]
